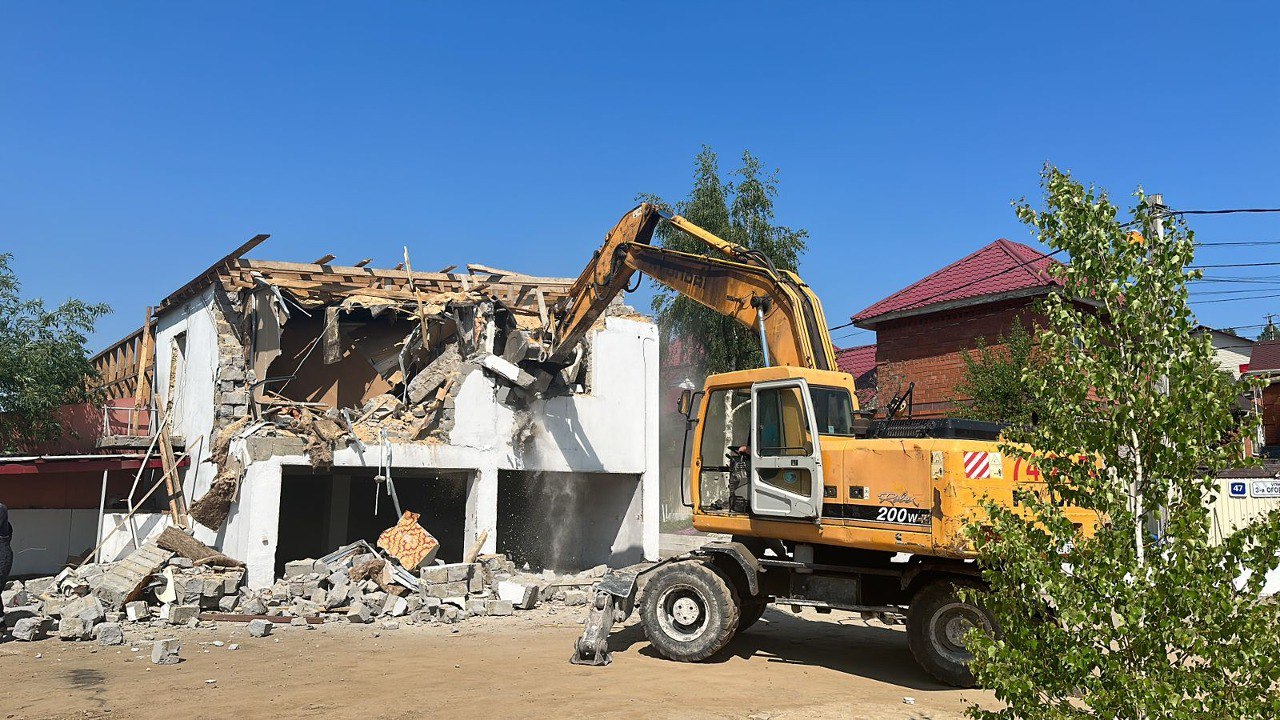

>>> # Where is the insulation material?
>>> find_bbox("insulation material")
[376,511,440,571]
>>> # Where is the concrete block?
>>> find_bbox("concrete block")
[382,595,409,618]
[346,601,372,624]
[292,599,321,617]
[218,595,238,612]
[12,617,53,641]
[284,559,318,578]
[62,594,107,624]
[169,557,194,569]
[484,599,514,616]
[467,598,488,615]
[419,565,450,584]
[124,601,150,622]
[406,595,423,613]
[222,571,244,595]
[241,595,268,615]
[363,591,387,609]
[104,611,123,623]
[247,619,273,637]
[1,589,28,607]
[23,577,55,597]
[289,617,311,628]
[468,575,485,594]
[497,581,539,609]
[59,617,94,641]
[94,622,125,646]
[324,584,349,610]
[563,590,588,606]
[151,638,181,665]
[168,605,200,626]
[424,582,469,599]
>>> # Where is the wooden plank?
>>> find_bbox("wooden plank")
[157,433,186,527]
[129,308,154,435]
[312,254,336,265]
[157,234,270,312]
[402,247,432,344]
[437,264,457,274]
[536,288,548,326]
[354,258,373,267]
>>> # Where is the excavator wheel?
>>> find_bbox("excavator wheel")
[907,578,996,688]
[639,560,740,662]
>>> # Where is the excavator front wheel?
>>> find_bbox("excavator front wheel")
[640,560,740,662]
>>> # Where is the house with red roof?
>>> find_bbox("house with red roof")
[834,343,878,407]
[850,238,1064,418]
[1244,339,1280,453]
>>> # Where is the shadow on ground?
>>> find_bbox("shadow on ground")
[608,608,954,692]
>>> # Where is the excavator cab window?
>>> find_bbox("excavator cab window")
[697,388,753,514]
[809,386,856,436]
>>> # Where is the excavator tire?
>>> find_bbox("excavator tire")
[640,560,740,662]
[737,600,768,633]
[907,578,995,688]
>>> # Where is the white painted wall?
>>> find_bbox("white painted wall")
[153,286,222,550]
[6,509,98,576]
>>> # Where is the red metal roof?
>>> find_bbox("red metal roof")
[1251,340,1280,373]
[853,239,1062,324]
[835,344,877,379]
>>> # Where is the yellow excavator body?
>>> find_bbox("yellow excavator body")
[686,366,1097,558]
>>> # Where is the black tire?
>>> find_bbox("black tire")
[640,560,741,662]
[907,578,996,688]
[737,600,768,633]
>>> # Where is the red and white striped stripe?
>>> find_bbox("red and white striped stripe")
[963,451,992,479]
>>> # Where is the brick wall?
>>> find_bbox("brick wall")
[1263,383,1280,447]
[873,299,1042,418]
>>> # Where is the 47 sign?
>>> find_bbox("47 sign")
[1228,480,1280,499]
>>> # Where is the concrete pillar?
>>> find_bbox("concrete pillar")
[325,473,351,550]
[465,466,499,559]
[236,460,283,589]
[641,334,661,562]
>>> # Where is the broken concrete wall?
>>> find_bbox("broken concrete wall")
[219,315,658,587]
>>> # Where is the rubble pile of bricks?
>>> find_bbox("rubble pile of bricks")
[2,544,607,651]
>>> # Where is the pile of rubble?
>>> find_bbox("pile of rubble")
[2,531,607,655]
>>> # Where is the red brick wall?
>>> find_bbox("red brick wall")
[1263,383,1280,447]
[873,299,1043,418]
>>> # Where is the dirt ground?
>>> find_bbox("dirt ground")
[0,606,994,720]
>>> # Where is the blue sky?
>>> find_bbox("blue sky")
[3,2,1278,351]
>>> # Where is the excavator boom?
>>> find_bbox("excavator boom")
[540,204,837,371]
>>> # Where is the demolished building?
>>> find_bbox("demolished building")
[76,237,659,587]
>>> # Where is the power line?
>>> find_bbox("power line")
[1195,240,1280,247]
[1172,208,1280,216]
[1191,262,1280,269]
[1191,292,1280,305]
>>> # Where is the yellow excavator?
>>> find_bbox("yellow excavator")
[542,204,1095,686]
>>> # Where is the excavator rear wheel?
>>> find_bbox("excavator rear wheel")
[640,560,740,662]
[907,578,995,688]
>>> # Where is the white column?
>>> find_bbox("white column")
[236,460,283,588]
[465,465,499,559]
[641,333,661,561]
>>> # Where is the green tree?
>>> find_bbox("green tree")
[954,318,1037,425]
[0,253,109,451]
[966,168,1280,720]
[641,146,808,373]
[1260,318,1279,340]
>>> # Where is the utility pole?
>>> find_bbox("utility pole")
[1139,192,1170,567]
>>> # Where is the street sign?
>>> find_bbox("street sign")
[1228,481,1247,498]
[1251,480,1280,499]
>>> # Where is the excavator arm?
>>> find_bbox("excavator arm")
[540,204,837,371]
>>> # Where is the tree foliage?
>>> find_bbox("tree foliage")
[1261,319,1279,341]
[0,253,109,451]
[966,167,1280,720]
[641,146,808,374]
[955,317,1037,425]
